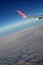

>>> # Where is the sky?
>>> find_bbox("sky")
[0,0,43,35]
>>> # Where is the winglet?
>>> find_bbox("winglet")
[17,10,27,18]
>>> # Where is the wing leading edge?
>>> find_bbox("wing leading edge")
[17,10,43,20]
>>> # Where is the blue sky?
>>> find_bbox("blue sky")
[0,0,43,35]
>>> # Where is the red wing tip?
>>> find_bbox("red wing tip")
[17,10,27,18]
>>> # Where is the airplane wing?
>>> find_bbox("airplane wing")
[17,10,43,19]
